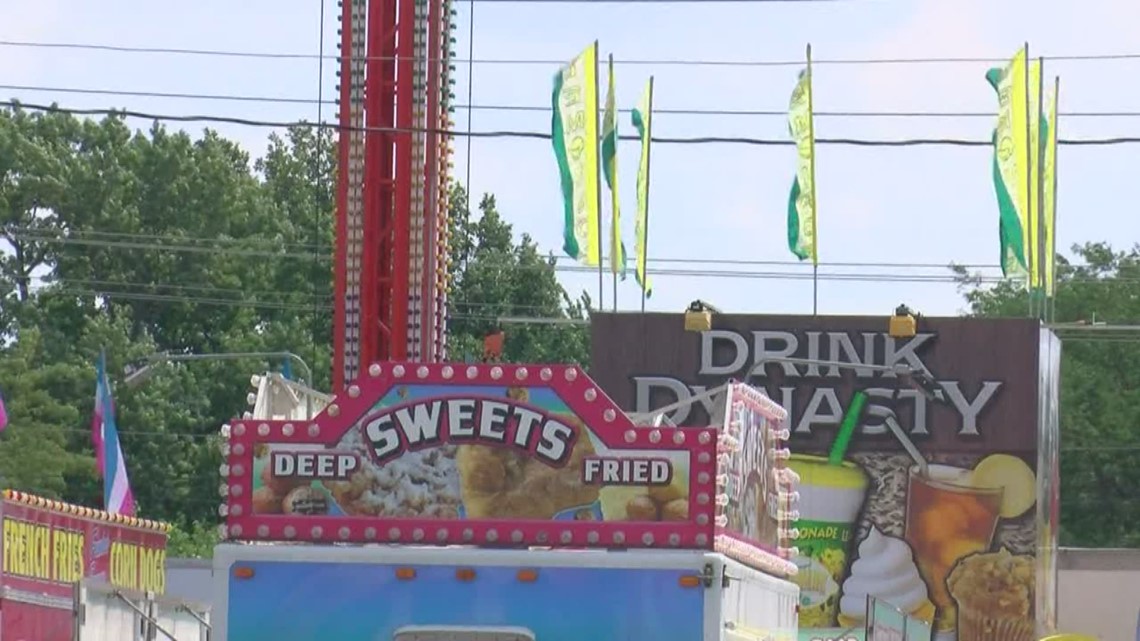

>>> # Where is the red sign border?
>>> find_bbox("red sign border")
[223,362,720,549]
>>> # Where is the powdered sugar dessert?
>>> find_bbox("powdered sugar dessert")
[323,426,462,517]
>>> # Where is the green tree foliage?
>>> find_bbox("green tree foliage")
[445,185,590,364]
[0,105,589,551]
[955,242,1140,547]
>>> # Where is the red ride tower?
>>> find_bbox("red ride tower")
[333,0,454,389]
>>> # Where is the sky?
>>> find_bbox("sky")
[4,0,1140,320]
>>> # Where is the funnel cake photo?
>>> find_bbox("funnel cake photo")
[321,434,463,518]
[947,548,1035,641]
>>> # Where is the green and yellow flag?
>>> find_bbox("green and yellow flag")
[986,47,1044,285]
[601,54,627,278]
[1042,80,1059,296]
[631,77,654,298]
[552,42,601,266]
[787,65,817,264]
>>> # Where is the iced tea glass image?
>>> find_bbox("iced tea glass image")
[903,464,1002,632]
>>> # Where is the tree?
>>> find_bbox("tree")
[0,107,590,552]
[955,242,1140,547]
[445,185,590,364]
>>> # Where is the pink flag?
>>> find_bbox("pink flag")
[0,389,8,432]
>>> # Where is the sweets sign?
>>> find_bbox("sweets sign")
[221,363,726,555]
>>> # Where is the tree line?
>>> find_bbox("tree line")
[0,105,587,553]
[0,104,1136,552]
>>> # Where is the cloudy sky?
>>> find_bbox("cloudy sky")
[3,0,1140,319]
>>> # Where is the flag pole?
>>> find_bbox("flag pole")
[1021,42,1035,318]
[1035,56,1047,321]
[611,52,618,312]
[1048,74,1061,323]
[593,40,605,311]
[806,43,819,315]
[640,76,655,314]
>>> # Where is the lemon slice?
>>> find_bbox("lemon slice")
[971,454,1036,519]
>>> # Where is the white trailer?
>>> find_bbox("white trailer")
[212,544,798,641]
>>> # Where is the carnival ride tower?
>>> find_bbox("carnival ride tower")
[333,0,454,389]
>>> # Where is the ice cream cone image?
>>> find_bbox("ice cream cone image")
[836,527,931,629]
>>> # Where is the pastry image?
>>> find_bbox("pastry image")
[283,486,330,515]
[252,487,284,514]
[455,428,598,518]
[598,473,690,522]
[947,548,1035,641]
[453,387,599,519]
[260,457,309,496]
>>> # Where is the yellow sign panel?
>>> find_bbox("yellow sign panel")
[2,518,85,583]
[110,540,167,593]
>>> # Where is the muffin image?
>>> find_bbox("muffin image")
[946,548,1035,641]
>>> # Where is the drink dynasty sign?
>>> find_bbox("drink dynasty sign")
[589,313,1062,641]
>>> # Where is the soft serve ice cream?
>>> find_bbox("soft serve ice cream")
[838,526,932,625]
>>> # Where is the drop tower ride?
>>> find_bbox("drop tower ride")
[332,0,454,389]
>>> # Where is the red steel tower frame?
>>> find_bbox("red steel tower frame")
[334,0,452,389]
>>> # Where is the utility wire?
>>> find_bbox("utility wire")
[3,223,1015,267]
[6,38,1140,67]
[7,99,1140,147]
[10,84,1140,119]
[8,226,1124,275]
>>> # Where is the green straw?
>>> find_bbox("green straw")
[828,391,868,465]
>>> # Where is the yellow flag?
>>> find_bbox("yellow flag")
[631,77,654,297]
[551,42,601,266]
[1042,80,1059,296]
[1007,49,1032,284]
[787,66,817,264]
[601,55,626,277]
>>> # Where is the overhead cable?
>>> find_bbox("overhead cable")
[8,84,1140,119]
[6,100,1140,147]
[4,38,1140,67]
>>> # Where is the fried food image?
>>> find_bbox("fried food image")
[252,486,284,514]
[599,473,690,522]
[260,456,310,496]
[283,486,330,515]
[456,430,600,518]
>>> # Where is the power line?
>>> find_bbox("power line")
[4,38,1140,67]
[8,228,995,277]
[8,99,1140,147]
[12,227,1132,281]
[6,224,1010,268]
[9,84,1140,120]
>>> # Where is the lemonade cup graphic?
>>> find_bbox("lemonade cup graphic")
[903,455,1036,636]
[787,453,869,627]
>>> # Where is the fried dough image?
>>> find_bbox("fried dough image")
[456,411,600,519]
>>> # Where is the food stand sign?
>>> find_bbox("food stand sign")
[590,313,1061,641]
[222,363,724,553]
[0,491,169,600]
